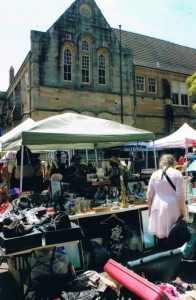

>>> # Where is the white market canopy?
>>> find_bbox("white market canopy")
[1,113,155,151]
[0,118,36,148]
[147,123,196,149]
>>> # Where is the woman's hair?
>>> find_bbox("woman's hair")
[159,154,176,169]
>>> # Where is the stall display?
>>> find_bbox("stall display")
[0,113,157,298]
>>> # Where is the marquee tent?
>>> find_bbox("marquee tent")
[0,113,156,191]
[0,118,36,149]
[1,113,155,151]
[147,123,196,149]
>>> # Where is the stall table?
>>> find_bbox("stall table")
[0,222,83,299]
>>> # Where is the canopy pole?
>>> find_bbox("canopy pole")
[185,145,188,176]
[20,145,24,192]
[145,148,148,169]
[153,141,157,170]
[86,149,89,164]
[95,149,98,166]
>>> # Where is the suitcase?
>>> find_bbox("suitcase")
[104,259,170,300]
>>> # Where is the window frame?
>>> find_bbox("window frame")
[136,75,145,92]
[98,54,106,85]
[148,77,157,94]
[172,81,189,106]
[81,54,90,84]
[63,48,72,82]
[81,40,89,52]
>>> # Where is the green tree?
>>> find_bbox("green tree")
[186,72,196,110]
[186,72,196,96]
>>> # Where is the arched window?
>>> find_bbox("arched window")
[81,37,91,84]
[81,40,89,51]
[64,49,72,81]
[98,54,106,85]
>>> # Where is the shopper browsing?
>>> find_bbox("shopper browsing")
[147,154,187,249]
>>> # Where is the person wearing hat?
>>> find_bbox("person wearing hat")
[107,156,128,193]
[64,154,93,196]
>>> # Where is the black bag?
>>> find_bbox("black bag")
[31,248,76,298]
[167,216,191,248]
[50,211,71,230]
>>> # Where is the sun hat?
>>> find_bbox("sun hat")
[110,156,120,166]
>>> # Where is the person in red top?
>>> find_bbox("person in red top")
[177,155,185,171]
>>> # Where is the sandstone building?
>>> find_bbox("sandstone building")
[0,0,196,139]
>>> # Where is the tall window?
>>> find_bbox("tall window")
[181,83,188,106]
[149,77,156,93]
[98,54,106,85]
[81,40,89,51]
[172,81,188,106]
[82,55,90,83]
[64,49,72,81]
[136,75,145,92]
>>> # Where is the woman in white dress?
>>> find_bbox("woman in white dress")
[147,154,187,249]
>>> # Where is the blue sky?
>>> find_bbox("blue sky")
[0,0,195,91]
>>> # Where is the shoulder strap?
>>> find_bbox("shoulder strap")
[162,171,176,191]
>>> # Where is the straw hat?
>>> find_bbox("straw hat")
[110,156,120,166]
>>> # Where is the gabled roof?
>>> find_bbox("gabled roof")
[113,28,196,75]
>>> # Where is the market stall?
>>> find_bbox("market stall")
[146,123,196,150]
[0,118,36,148]
[0,112,156,190]
[0,113,156,298]
[1,113,155,151]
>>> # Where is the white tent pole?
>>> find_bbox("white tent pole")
[185,144,188,176]
[20,145,24,191]
[153,141,157,170]
[95,149,98,165]
[86,149,89,164]
[146,148,148,168]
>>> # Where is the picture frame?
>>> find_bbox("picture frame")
[64,241,85,272]
[139,207,156,251]
[64,218,85,272]
[128,181,146,194]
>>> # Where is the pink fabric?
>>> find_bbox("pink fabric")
[157,283,180,299]
[147,167,185,238]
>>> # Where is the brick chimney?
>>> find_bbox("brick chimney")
[9,66,14,85]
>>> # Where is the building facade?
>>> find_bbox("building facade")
[0,0,196,139]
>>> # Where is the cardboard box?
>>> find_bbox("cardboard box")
[0,229,42,255]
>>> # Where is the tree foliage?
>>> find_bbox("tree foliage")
[186,72,196,110]
[186,72,196,97]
